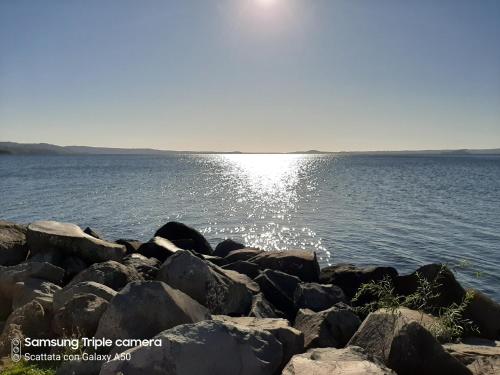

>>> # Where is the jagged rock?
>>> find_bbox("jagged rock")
[202,254,228,267]
[83,227,103,240]
[0,301,52,356]
[156,250,253,315]
[136,236,181,262]
[294,303,361,349]
[248,250,320,282]
[68,260,142,291]
[464,289,500,340]
[213,315,304,368]
[348,307,471,375]
[444,338,500,375]
[11,278,61,311]
[115,239,143,254]
[249,293,282,318]
[294,283,347,312]
[26,221,126,263]
[255,269,301,320]
[53,281,116,311]
[214,239,245,257]
[154,221,213,255]
[320,264,398,300]
[282,346,396,375]
[225,248,264,263]
[122,253,160,280]
[223,260,261,279]
[100,320,283,375]
[95,281,211,344]
[0,221,28,266]
[223,268,260,294]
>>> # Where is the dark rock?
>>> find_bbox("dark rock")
[223,260,261,279]
[154,221,213,255]
[249,250,320,282]
[136,236,181,262]
[95,281,211,344]
[202,254,228,267]
[100,320,283,375]
[214,239,245,257]
[348,307,471,375]
[224,248,264,263]
[255,269,301,320]
[28,249,64,265]
[53,294,109,337]
[83,226,103,240]
[294,282,347,312]
[249,293,282,319]
[294,303,361,349]
[282,346,396,375]
[27,221,126,263]
[156,250,254,315]
[11,277,61,311]
[122,253,160,280]
[320,263,398,300]
[61,256,88,281]
[68,260,143,291]
[0,221,29,266]
[53,281,116,311]
[56,359,103,375]
[464,289,500,340]
[115,239,143,254]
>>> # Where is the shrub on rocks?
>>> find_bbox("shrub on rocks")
[156,250,253,315]
[294,303,361,349]
[67,260,142,291]
[282,346,396,375]
[94,281,211,344]
[214,238,245,257]
[26,221,126,263]
[53,281,116,311]
[100,320,283,375]
[154,221,213,255]
[0,220,29,266]
[294,282,347,312]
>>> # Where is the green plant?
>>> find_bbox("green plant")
[1,360,56,375]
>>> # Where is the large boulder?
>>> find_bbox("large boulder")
[444,337,500,375]
[136,236,181,262]
[214,239,245,257]
[294,282,347,312]
[213,315,304,368]
[249,293,282,319]
[282,346,396,375]
[95,281,211,344]
[248,250,320,282]
[348,307,471,375]
[11,278,61,311]
[320,264,398,300]
[294,303,361,349]
[100,320,283,375]
[464,290,500,340]
[26,221,126,263]
[68,260,142,291]
[121,253,160,280]
[255,269,301,320]
[53,281,116,311]
[156,250,253,315]
[154,221,213,255]
[223,260,261,279]
[53,294,109,337]
[0,221,28,266]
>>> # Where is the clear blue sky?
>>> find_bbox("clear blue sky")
[1,0,499,152]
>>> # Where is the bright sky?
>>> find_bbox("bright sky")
[0,0,499,152]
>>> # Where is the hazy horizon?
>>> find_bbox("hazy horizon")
[1,0,499,152]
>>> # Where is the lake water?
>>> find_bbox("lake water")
[1,154,499,300]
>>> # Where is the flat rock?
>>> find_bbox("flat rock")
[154,221,213,255]
[156,250,253,315]
[68,260,142,291]
[444,338,500,375]
[95,281,211,344]
[294,303,361,349]
[214,239,245,257]
[248,250,320,282]
[282,346,396,375]
[136,236,181,262]
[294,282,347,312]
[100,320,283,375]
[27,221,126,263]
[53,281,116,311]
[0,221,28,266]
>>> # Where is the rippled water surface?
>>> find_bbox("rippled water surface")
[1,154,499,299]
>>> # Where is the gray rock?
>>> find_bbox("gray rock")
[100,320,283,375]
[83,227,103,240]
[224,248,264,263]
[248,250,320,282]
[53,281,116,311]
[465,289,500,340]
[11,277,61,311]
[348,307,471,375]
[282,346,396,375]
[156,250,253,315]
[223,260,261,279]
[0,221,28,266]
[115,239,143,254]
[154,221,213,255]
[294,303,361,349]
[68,260,142,291]
[95,281,211,344]
[136,236,181,262]
[214,239,245,257]
[444,338,500,375]
[249,293,282,319]
[53,294,109,337]
[27,221,126,263]
[57,359,103,375]
[294,282,347,312]
[121,253,160,280]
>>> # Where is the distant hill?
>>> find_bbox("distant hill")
[0,141,499,156]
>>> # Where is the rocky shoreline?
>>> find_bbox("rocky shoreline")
[0,219,499,374]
